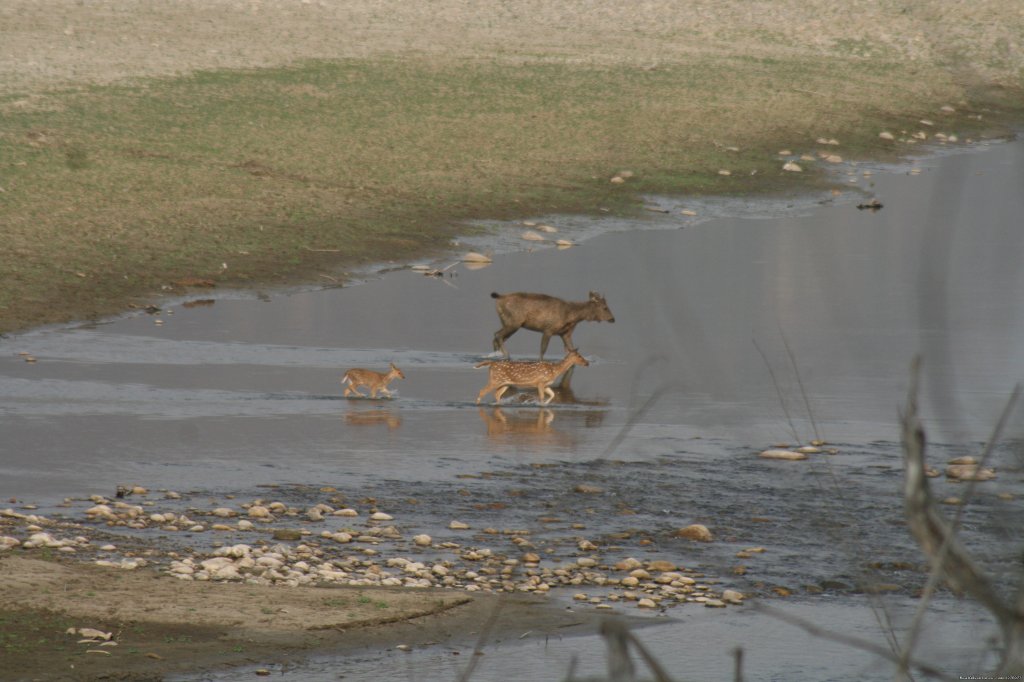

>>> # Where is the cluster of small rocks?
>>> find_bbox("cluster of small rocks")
[0,507,148,569]
[2,489,751,612]
[157,537,746,612]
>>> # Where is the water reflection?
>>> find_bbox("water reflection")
[477,406,571,448]
[343,404,402,431]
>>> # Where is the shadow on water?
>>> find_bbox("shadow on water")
[3,139,1024,680]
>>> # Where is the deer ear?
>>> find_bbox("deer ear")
[589,291,599,300]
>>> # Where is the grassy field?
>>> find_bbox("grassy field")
[1,50,1022,333]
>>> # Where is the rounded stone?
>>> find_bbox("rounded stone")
[674,525,713,542]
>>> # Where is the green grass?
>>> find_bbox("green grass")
[1,54,1020,332]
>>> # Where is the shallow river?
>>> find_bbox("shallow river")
[3,138,1024,680]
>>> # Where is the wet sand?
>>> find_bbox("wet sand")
[0,555,605,681]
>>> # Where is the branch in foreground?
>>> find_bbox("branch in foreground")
[900,359,1024,673]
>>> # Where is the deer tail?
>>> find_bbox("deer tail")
[474,360,493,369]
[340,372,351,384]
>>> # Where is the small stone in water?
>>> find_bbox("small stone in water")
[674,524,713,542]
[722,589,745,603]
[759,449,807,461]
[272,529,303,541]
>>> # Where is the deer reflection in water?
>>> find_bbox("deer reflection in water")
[343,405,402,431]
[477,371,610,445]
[477,406,570,447]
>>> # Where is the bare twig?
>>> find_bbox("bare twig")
[752,337,801,444]
[455,597,507,682]
[600,385,673,460]
[900,357,1024,673]
[732,646,744,682]
[752,602,957,682]
[598,619,677,682]
[899,377,1020,677]
[779,328,821,443]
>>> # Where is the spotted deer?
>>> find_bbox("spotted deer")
[341,363,405,399]
[475,350,590,404]
[491,291,615,360]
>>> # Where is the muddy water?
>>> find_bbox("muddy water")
[3,138,1024,680]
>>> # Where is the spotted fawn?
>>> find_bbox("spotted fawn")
[475,350,589,404]
[341,363,405,399]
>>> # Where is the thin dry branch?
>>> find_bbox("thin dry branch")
[598,619,678,682]
[900,357,1024,673]
[752,602,957,682]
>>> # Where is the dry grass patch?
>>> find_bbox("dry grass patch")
[1,54,1020,332]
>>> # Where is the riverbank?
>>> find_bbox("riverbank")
[0,483,681,681]
[2,0,1023,334]
[0,554,602,681]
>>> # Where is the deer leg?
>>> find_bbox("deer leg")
[493,385,510,402]
[477,383,495,404]
[540,333,553,360]
[542,386,556,404]
[381,386,392,398]
[561,328,577,352]
[494,326,517,357]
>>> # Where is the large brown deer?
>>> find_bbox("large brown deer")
[475,350,590,404]
[340,363,405,399]
[491,291,615,359]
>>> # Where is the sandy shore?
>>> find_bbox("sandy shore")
[0,550,601,680]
